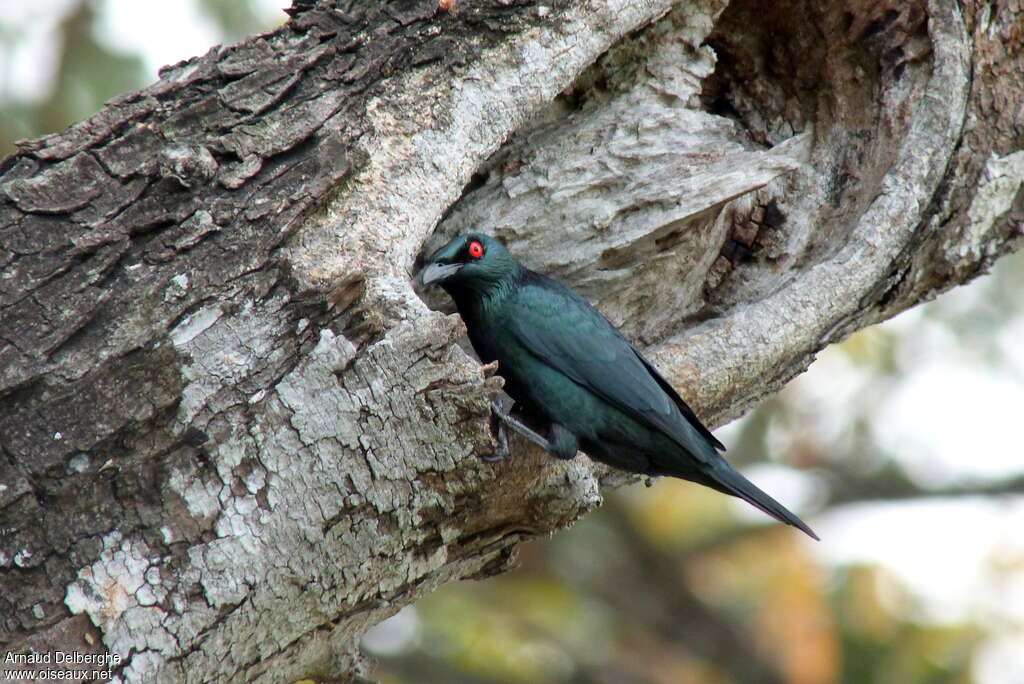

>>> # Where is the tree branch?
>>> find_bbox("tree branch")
[822,468,1024,507]
[1,0,1021,681]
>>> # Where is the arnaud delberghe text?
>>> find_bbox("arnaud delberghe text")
[5,651,122,667]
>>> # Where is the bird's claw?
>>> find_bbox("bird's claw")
[484,408,509,462]
[489,398,554,453]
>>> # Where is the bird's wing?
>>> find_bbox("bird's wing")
[506,273,724,457]
[632,349,726,452]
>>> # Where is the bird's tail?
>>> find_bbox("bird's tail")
[699,461,819,540]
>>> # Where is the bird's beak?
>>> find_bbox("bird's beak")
[419,261,463,287]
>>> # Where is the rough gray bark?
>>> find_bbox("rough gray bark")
[0,0,1021,681]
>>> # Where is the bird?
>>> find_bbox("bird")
[420,233,818,540]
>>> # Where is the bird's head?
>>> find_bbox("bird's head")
[419,233,519,294]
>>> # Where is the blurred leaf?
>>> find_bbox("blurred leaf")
[0,0,146,157]
[833,565,980,684]
[49,2,146,125]
[413,585,575,683]
[622,479,737,550]
[836,325,898,374]
[686,531,838,684]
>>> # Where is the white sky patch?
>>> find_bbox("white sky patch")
[873,293,1024,484]
[997,315,1024,380]
[875,362,1024,485]
[94,0,287,81]
[95,0,223,79]
[362,606,422,656]
[772,348,877,455]
[0,0,77,101]
[814,499,1024,621]
[975,634,1024,684]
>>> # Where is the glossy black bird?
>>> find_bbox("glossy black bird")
[420,233,817,539]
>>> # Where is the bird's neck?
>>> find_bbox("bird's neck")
[447,272,519,322]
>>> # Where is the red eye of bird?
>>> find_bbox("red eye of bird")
[467,240,484,259]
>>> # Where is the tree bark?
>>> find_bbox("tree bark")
[1,0,1020,681]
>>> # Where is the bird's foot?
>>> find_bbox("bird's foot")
[489,399,554,453]
[483,409,509,462]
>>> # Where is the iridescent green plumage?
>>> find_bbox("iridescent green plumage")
[421,233,817,539]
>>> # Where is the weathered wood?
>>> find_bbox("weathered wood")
[0,0,1021,681]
